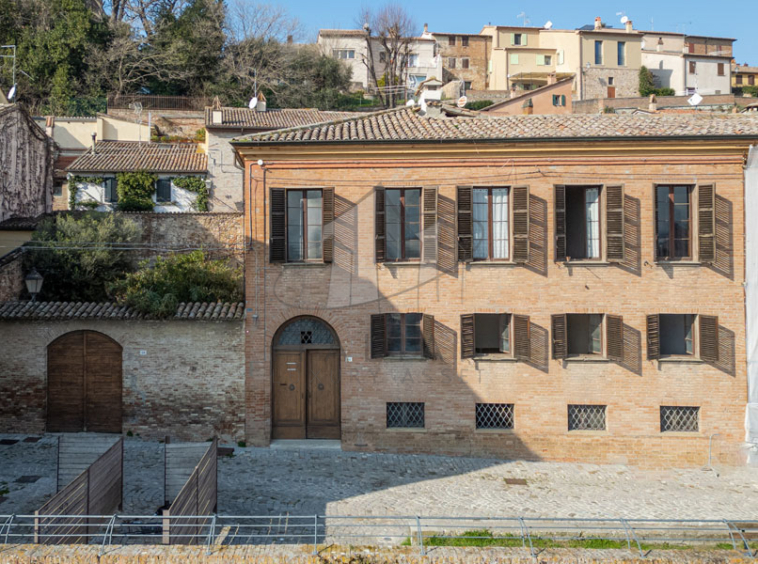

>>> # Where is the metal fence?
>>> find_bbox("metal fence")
[1,515,756,558]
[106,94,212,111]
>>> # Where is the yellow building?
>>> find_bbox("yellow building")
[734,64,758,90]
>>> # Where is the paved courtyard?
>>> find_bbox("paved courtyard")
[1,434,757,520]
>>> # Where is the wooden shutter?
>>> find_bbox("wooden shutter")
[605,185,625,262]
[512,186,530,263]
[457,186,473,262]
[269,188,286,263]
[423,187,438,263]
[551,314,567,360]
[646,314,660,361]
[460,314,475,359]
[423,314,435,359]
[322,188,334,263]
[513,314,531,361]
[698,184,716,263]
[375,187,385,263]
[370,314,386,359]
[554,185,567,261]
[699,314,719,362]
[606,314,624,362]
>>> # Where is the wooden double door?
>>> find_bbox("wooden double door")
[272,349,340,439]
[47,331,123,433]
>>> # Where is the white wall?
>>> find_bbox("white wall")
[317,35,369,89]
[642,51,685,92]
[685,57,731,95]
[72,175,201,213]
[746,144,758,465]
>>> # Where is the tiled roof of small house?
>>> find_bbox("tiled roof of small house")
[318,29,368,37]
[204,107,358,130]
[67,142,207,174]
[0,301,244,321]
[232,106,758,145]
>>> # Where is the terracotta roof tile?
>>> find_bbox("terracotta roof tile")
[233,107,758,145]
[67,142,207,174]
[204,107,358,130]
[0,301,244,321]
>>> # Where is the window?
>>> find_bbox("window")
[449,36,456,46]
[689,61,696,74]
[750,75,756,86]
[462,58,470,69]
[617,42,626,66]
[407,53,419,67]
[287,189,323,262]
[156,178,172,203]
[655,185,692,260]
[553,313,624,361]
[647,314,719,362]
[736,75,743,85]
[473,187,510,260]
[476,403,514,429]
[513,33,523,46]
[379,51,386,63]
[544,55,552,66]
[688,42,694,54]
[594,40,603,65]
[461,36,469,47]
[473,314,511,355]
[103,177,118,203]
[333,49,355,60]
[567,314,603,356]
[387,313,422,355]
[660,406,699,433]
[53,180,63,196]
[568,405,606,431]
[659,314,695,356]
[564,186,600,260]
[387,402,425,428]
[717,63,725,76]
[385,188,420,261]
[608,76,614,86]
[448,57,456,68]
[464,81,472,90]
[552,94,566,106]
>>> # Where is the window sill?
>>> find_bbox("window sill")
[654,261,702,267]
[379,262,427,268]
[567,430,608,435]
[467,261,517,267]
[560,261,611,267]
[473,355,518,363]
[564,356,610,363]
[386,427,427,433]
[383,355,428,362]
[657,356,704,364]
[282,262,328,268]
[475,428,516,434]
[660,431,701,437]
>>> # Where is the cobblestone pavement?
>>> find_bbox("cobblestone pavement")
[1,434,757,520]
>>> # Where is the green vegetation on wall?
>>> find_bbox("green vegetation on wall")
[172,176,209,211]
[116,171,157,211]
[639,66,675,97]
[67,175,103,210]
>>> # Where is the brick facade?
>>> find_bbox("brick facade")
[0,319,245,441]
[239,141,750,468]
[433,34,491,91]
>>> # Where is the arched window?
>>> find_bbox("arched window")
[276,317,337,346]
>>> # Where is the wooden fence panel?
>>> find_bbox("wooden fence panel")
[57,435,120,491]
[164,443,209,504]
[36,438,123,545]
[163,439,217,545]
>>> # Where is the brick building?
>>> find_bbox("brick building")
[233,108,758,467]
[430,31,491,91]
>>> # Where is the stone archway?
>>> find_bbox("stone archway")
[271,317,340,440]
[47,331,123,433]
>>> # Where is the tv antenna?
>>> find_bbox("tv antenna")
[129,102,143,142]
[676,21,692,34]
[516,12,530,26]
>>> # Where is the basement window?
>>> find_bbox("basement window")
[476,403,514,429]
[568,404,606,431]
[387,402,425,428]
[660,406,699,433]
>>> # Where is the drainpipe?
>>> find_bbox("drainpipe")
[745,144,758,465]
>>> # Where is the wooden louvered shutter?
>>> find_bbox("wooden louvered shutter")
[698,184,716,263]
[457,186,473,262]
[513,314,531,361]
[512,186,530,263]
[554,185,567,261]
[646,314,660,361]
[322,188,334,263]
[375,187,385,263]
[606,314,624,362]
[551,314,567,360]
[699,314,719,362]
[269,188,286,263]
[460,314,475,359]
[423,314,435,359]
[605,185,625,262]
[370,314,386,359]
[423,187,438,263]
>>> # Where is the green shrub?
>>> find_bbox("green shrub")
[109,250,242,318]
[24,213,140,302]
[465,100,494,111]
[172,176,209,211]
[117,171,157,211]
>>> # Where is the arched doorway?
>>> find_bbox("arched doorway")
[272,317,340,440]
[47,331,123,433]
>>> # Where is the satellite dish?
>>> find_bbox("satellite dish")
[620,15,629,24]
[248,96,258,110]
[7,85,16,100]
[405,99,416,107]
[544,21,553,29]
[688,92,703,106]
[457,96,468,108]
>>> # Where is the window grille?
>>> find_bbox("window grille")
[386,402,424,428]
[568,404,606,431]
[660,406,699,432]
[277,318,335,346]
[300,331,313,344]
[476,403,514,429]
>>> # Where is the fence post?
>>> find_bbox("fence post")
[2,514,15,545]
[206,514,217,556]
[33,510,39,544]
[416,516,425,556]
[312,515,319,555]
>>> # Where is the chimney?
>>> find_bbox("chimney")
[256,91,267,112]
[522,98,534,115]
[91,132,97,154]
[648,94,658,112]
[287,35,293,44]
[45,116,54,138]
[594,17,602,30]
[625,19,633,33]
[547,72,557,85]
[424,23,428,34]
[657,37,663,52]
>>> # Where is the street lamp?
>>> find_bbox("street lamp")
[25,268,43,302]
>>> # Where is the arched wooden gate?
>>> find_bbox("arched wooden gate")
[47,331,123,433]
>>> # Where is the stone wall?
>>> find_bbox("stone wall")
[0,248,24,301]
[205,129,245,212]
[583,68,639,100]
[0,318,245,441]
[573,93,744,114]
[434,34,492,91]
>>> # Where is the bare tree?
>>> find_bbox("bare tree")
[358,4,417,108]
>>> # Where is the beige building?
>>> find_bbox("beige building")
[481,76,573,115]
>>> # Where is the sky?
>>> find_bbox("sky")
[280,0,755,63]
